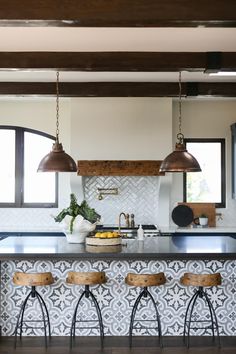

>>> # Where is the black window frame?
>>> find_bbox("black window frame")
[0,125,58,208]
[183,138,226,208]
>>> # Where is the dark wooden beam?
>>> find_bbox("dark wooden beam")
[0,52,236,72]
[0,82,236,97]
[0,0,236,27]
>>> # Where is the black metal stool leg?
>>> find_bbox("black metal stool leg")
[129,289,145,348]
[183,291,199,343]
[35,291,48,348]
[146,288,163,348]
[14,291,32,348]
[70,290,86,349]
[204,291,221,348]
[88,288,105,347]
[36,290,52,338]
[186,290,200,348]
[19,291,32,340]
[202,291,215,340]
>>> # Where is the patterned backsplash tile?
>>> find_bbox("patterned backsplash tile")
[84,176,160,225]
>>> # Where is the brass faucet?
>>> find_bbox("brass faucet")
[118,212,130,234]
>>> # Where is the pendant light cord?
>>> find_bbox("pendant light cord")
[56,71,60,143]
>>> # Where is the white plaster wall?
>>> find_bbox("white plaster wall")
[71,98,172,159]
[1,97,236,230]
[70,98,173,226]
[0,98,72,230]
[0,97,173,230]
[171,99,236,227]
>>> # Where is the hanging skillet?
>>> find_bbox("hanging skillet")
[172,205,194,227]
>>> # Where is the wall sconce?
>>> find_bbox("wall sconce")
[97,188,118,200]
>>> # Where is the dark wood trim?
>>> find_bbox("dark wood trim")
[0,52,235,72]
[77,160,165,176]
[1,82,236,97]
[0,0,236,27]
[1,335,236,352]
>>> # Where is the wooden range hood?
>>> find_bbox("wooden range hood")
[77,160,165,176]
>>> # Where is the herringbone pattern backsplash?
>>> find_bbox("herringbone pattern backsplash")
[84,176,160,225]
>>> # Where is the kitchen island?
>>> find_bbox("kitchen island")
[0,235,235,337]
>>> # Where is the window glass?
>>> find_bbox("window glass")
[0,129,15,203]
[184,139,225,208]
[24,132,56,203]
[0,126,57,207]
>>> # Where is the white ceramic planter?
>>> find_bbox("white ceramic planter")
[61,215,97,243]
[65,231,89,244]
[199,217,208,226]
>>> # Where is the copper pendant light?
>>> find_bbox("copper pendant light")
[37,72,77,172]
[159,72,201,173]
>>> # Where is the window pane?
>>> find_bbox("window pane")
[0,129,15,203]
[24,132,56,203]
[186,142,222,203]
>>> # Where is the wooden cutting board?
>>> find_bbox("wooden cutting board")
[178,203,216,227]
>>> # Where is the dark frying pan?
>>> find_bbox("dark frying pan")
[172,205,194,227]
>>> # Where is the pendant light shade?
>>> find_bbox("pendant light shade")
[37,141,77,172]
[37,72,77,173]
[159,72,201,173]
[159,136,201,173]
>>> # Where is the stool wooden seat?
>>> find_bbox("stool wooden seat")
[125,272,166,348]
[66,271,106,286]
[180,272,221,348]
[125,272,166,287]
[180,273,221,287]
[66,271,106,349]
[13,271,53,349]
[13,272,54,286]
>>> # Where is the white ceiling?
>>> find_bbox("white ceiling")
[0,71,236,82]
[1,27,236,52]
[0,27,236,83]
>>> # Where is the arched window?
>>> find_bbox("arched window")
[0,126,58,207]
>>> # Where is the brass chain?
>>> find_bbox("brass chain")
[178,71,182,135]
[56,71,60,141]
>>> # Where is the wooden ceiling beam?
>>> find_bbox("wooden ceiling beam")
[0,52,236,71]
[0,0,235,27]
[0,82,236,97]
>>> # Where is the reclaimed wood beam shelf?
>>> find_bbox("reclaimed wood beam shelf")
[77,160,165,176]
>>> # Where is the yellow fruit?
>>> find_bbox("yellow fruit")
[95,233,101,238]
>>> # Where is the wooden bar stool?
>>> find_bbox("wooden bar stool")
[66,271,107,349]
[180,272,222,348]
[13,272,54,348]
[125,272,166,348]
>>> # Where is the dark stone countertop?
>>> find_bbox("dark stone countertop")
[0,235,236,260]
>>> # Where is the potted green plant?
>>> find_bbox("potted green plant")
[199,213,208,226]
[54,194,100,243]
